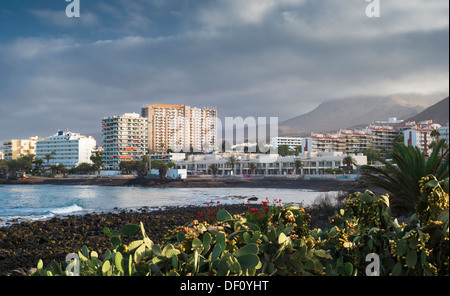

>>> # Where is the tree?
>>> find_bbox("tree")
[362,148,381,163]
[209,164,218,176]
[361,141,449,212]
[343,155,356,173]
[76,162,93,174]
[248,162,258,175]
[90,149,103,175]
[151,160,174,179]
[0,160,8,178]
[227,156,239,175]
[430,129,440,144]
[44,151,56,167]
[33,158,44,175]
[294,159,303,175]
[277,145,290,157]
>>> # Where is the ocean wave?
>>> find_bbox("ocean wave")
[50,204,84,215]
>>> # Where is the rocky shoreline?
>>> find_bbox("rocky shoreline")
[0,195,348,276]
[0,176,384,193]
[0,176,384,276]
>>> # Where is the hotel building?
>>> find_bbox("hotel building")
[102,113,148,170]
[35,131,96,168]
[401,120,443,155]
[141,104,217,154]
[271,137,303,151]
[2,136,42,160]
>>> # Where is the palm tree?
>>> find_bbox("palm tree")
[44,150,56,167]
[430,129,441,144]
[227,156,239,175]
[209,164,218,176]
[248,162,258,175]
[294,160,303,175]
[361,141,449,212]
[343,155,356,173]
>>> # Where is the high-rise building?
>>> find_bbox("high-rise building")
[141,104,217,154]
[102,113,148,170]
[2,136,42,160]
[35,131,96,168]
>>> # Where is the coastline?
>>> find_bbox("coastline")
[0,176,386,275]
[0,204,260,275]
[0,175,385,194]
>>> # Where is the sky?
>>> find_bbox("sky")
[0,0,448,143]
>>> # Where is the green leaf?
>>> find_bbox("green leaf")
[395,239,408,256]
[152,244,162,256]
[165,248,181,259]
[425,179,438,188]
[50,260,62,275]
[203,232,212,248]
[192,238,203,252]
[211,244,222,261]
[103,227,111,235]
[344,262,353,276]
[392,262,402,276]
[243,232,251,244]
[218,254,241,276]
[110,237,121,250]
[140,222,147,238]
[233,243,259,257]
[406,250,417,268]
[236,254,260,269]
[278,232,287,244]
[314,250,331,259]
[115,252,124,273]
[305,259,316,270]
[216,232,226,252]
[360,192,372,203]
[134,244,146,263]
[37,259,43,270]
[127,240,144,252]
[120,224,140,236]
[217,209,233,221]
[102,260,111,276]
[328,226,338,237]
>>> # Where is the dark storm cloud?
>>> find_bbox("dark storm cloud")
[0,0,448,142]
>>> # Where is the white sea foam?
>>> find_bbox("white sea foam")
[50,204,84,215]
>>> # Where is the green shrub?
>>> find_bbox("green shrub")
[32,176,449,276]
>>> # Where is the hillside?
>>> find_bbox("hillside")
[279,95,424,135]
[405,97,449,125]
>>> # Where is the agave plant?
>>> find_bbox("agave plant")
[361,140,449,212]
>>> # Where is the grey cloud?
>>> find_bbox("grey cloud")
[0,0,448,143]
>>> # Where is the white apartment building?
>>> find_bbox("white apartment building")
[102,113,148,170]
[438,124,449,145]
[402,120,443,155]
[141,104,217,154]
[271,137,303,151]
[36,131,96,168]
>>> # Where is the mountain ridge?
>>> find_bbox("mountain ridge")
[278,94,448,136]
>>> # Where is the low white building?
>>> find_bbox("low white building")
[175,152,367,176]
[271,137,303,151]
[36,131,97,168]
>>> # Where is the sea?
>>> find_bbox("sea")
[0,185,339,227]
